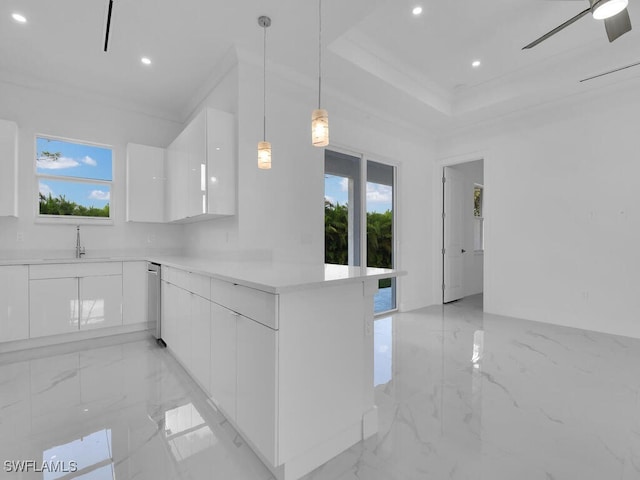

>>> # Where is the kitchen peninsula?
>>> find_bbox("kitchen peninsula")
[0,255,400,480]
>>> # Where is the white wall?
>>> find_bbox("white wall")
[0,80,185,259]
[183,52,438,311]
[438,84,640,338]
[450,160,484,298]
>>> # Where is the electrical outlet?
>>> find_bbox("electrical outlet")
[16,231,24,242]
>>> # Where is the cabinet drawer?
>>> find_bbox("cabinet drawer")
[211,278,278,329]
[163,267,210,299]
[76,262,122,277]
[30,262,122,279]
[30,264,78,279]
[189,272,210,300]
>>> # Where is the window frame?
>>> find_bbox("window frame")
[473,183,484,252]
[324,147,399,316]
[34,134,115,225]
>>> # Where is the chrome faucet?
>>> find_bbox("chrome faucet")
[75,225,85,259]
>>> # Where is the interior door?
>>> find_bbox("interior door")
[443,166,464,303]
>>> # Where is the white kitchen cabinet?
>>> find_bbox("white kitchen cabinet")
[126,143,165,223]
[122,261,148,326]
[190,293,211,394]
[171,284,192,367]
[185,111,207,218]
[29,278,79,338]
[166,130,188,222]
[236,315,278,466]
[0,266,29,342]
[0,119,18,217]
[29,262,123,339]
[79,275,123,331]
[161,280,177,347]
[210,302,237,421]
[158,263,387,480]
[165,107,235,223]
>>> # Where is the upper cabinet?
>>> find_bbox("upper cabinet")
[126,143,165,223]
[127,107,235,224]
[0,119,18,217]
[166,107,235,223]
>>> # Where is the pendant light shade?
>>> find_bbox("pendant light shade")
[258,15,272,169]
[312,108,329,147]
[312,0,329,147]
[258,141,272,169]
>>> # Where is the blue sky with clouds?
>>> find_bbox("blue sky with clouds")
[36,137,112,208]
[324,175,393,214]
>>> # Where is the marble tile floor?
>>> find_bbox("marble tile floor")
[2,295,640,479]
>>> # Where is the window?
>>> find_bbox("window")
[324,150,397,314]
[474,184,484,251]
[36,136,113,220]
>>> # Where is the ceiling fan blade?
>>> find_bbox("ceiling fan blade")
[523,7,591,49]
[604,8,632,42]
[103,0,114,52]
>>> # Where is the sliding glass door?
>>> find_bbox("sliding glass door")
[366,160,395,313]
[324,150,396,314]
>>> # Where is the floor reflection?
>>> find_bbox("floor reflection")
[0,333,274,480]
[374,316,393,386]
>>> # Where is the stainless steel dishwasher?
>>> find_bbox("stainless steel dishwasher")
[147,262,166,347]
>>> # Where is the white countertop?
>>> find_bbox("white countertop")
[0,255,402,294]
[153,256,401,293]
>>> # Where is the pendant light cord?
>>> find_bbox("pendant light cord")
[263,23,267,142]
[318,0,322,109]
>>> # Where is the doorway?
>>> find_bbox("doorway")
[442,160,484,304]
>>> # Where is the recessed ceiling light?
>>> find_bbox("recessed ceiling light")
[412,6,423,16]
[141,57,152,65]
[472,60,481,68]
[12,13,27,23]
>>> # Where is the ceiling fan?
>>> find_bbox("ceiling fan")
[523,0,632,49]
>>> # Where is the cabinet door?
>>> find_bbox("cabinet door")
[29,278,79,338]
[166,135,188,222]
[122,262,147,325]
[206,109,235,216]
[210,302,237,420]
[172,286,192,367]
[190,293,211,394]
[126,143,165,223]
[79,275,123,331]
[0,266,28,342]
[236,315,278,465]
[0,119,17,217]
[185,110,207,218]
[161,281,177,346]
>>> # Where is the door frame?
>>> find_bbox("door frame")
[435,152,486,305]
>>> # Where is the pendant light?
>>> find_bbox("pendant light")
[312,0,329,147]
[258,16,272,169]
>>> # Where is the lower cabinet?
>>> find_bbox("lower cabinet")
[161,276,211,394]
[0,266,29,342]
[29,263,123,339]
[122,261,148,325]
[162,268,278,465]
[29,278,79,338]
[190,293,211,394]
[210,302,238,420]
[79,275,123,331]
[160,280,177,347]
[236,315,278,466]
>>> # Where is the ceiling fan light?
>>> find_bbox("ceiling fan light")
[592,0,628,20]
